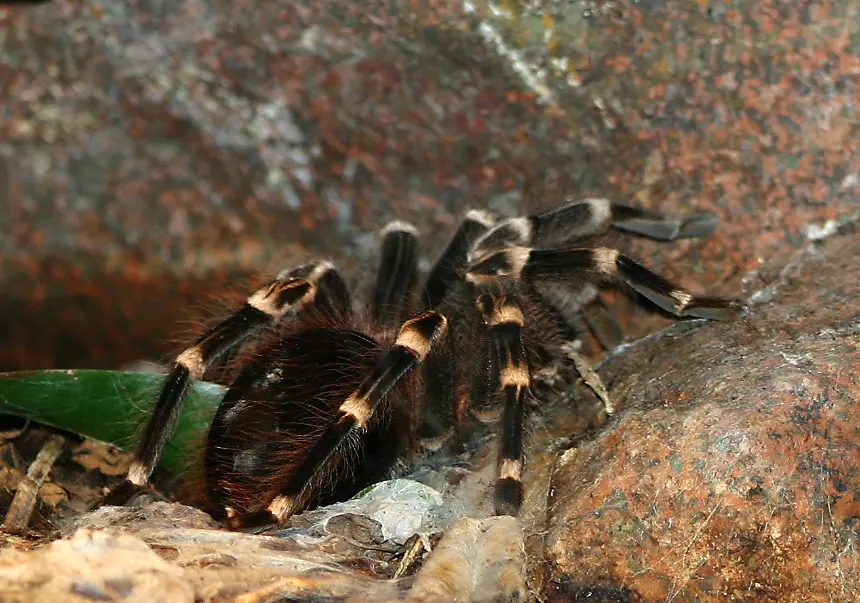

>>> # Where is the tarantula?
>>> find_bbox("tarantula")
[114,197,745,529]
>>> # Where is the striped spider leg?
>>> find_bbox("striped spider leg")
[464,238,745,515]
[211,310,448,529]
[124,261,351,489]
[469,197,726,348]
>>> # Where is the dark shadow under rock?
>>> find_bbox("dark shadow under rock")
[544,233,859,602]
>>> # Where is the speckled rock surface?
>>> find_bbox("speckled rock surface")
[1,0,857,370]
[544,232,859,602]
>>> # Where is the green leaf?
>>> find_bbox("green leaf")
[0,370,224,476]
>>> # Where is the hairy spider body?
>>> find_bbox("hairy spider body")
[114,198,746,528]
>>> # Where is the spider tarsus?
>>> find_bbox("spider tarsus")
[676,211,720,238]
[682,297,749,320]
[493,477,523,517]
[225,509,279,531]
[96,479,142,509]
[132,364,191,486]
[614,254,746,319]
[610,204,719,240]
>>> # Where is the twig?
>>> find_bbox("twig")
[394,533,427,579]
[0,419,31,440]
[2,434,66,530]
[562,342,614,414]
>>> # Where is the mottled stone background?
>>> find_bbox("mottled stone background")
[2,0,856,371]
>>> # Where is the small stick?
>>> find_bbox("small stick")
[562,341,614,415]
[394,533,427,579]
[2,434,65,530]
[0,419,31,440]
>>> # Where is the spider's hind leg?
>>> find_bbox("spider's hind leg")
[467,246,746,321]
[372,221,420,327]
[472,198,720,258]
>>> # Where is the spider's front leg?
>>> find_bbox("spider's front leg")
[476,293,532,517]
[464,244,746,517]
[372,221,421,326]
[126,261,350,488]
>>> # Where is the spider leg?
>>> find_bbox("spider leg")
[471,198,720,258]
[371,221,420,327]
[127,261,350,487]
[409,210,496,451]
[421,209,495,309]
[227,310,448,528]
[476,293,530,516]
[607,202,719,240]
[466,246,747,320]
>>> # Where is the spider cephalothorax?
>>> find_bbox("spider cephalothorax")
[115,198,745,528]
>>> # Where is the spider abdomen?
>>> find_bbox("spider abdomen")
[203,326,406,515]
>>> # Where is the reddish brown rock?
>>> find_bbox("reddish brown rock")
[544,233,859,602]
[1,1,857,370]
